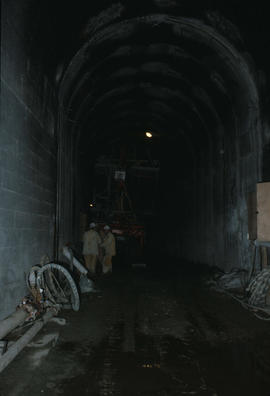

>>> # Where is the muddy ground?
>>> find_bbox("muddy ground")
[1,263,270,396]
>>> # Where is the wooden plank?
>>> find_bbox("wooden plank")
[247,191,257,240]
[257,182,270,241]
[261,246,268,269]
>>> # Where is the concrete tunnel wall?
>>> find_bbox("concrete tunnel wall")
[0,1,57,320]
[1,1,270,320]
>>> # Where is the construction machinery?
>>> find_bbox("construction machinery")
[89,146,160,262]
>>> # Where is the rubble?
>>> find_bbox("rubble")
[79,275,96,293]
[246,268,270,307]
[0,259,80,373]
[206,267,270,320]
[17,297,40,322]
[207,268,248,292]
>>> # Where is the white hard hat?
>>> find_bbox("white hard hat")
[89,222,96,228]
[104,225,110,230]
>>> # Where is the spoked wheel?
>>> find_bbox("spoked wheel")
[37,263,80,311]
[27,265,42,290]
[27,265,44,304]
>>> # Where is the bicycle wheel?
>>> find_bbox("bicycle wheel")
[27,265,46,304]
[37,263,80,311]
[27,265,41,291]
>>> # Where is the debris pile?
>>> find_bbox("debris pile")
[79,275,96,293]
[206,267,270,321]
[26,263,80,312]
[246,268,270,307]
[17,296,40,322]
[0,259,82,373]
[209,268,248,292]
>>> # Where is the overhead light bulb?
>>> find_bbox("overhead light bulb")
[89,203,94,207]
[146,131,152,138]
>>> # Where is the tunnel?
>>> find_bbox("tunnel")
[56,5,262,270]
[1,1,270,394]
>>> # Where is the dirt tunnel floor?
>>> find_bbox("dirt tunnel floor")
[1,265,270,396]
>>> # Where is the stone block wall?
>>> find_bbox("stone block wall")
[0,1,57,320]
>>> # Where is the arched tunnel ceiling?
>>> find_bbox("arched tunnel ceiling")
[24,1,270,148]
[56,11,259,160]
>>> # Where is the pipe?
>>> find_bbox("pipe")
[62,246,88,275]
[0,309,28,340]
[0,309,55,373]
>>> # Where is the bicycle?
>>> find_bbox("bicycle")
[27,262,80,312]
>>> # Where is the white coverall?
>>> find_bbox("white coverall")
[100,232,116,273]
[83,229,101,273]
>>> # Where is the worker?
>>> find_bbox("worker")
[100,225,116,273]
[82,222,101,275]
[98,224,105,264]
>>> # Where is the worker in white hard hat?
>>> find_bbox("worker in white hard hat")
[100,225,116,273]
[82,222,101,275]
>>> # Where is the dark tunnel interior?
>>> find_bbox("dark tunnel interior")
[54,1,263,269]
[3,2,270,393]
[2,0,270,313]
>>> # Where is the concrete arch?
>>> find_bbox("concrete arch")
[56,12,261,270]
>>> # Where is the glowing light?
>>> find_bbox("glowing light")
[146,131,152,138]
[89,203,94,207]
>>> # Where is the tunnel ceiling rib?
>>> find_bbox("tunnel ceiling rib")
[66,44,221,107]
[64,38,237,132]
[60,14,258,102]
[68,61,229,125]
[58,13,259,164]
[72,96,212,154]
[70,78,223,154]
[76,108,210,159]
